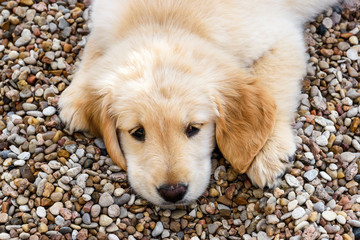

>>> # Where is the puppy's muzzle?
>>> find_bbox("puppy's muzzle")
[157,183,188,203]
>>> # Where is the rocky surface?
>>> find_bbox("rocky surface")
[0,0,359,239]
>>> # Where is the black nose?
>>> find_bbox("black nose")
[157,184,188,203]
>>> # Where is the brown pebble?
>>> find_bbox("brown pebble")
[217,195,232,206]
[20,0,33,6]
[340,32,353,39]
[57,149,70,158]
[63,43,73,53]
[170,221,181,232]
[350,117,360,132]
[320,48,334,57]
[126,225,136,234]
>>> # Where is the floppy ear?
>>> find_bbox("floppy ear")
[59,35,127,170]
[59,86,127,170]
[215,74,276,174]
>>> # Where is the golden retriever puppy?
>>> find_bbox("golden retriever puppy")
[59,0,339,205]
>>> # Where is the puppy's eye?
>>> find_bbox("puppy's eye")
[185,125,200,138]
[130,127,145,141]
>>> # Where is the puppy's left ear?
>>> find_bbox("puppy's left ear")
[98,107,127,171]
[215,74,276,174]
[59,83,127,171]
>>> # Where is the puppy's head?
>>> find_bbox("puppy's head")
[113,78,218,205]
[59,41,276,206]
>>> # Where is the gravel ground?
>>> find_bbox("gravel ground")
[0,1,360,240]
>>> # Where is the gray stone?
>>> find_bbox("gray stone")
[90,204,101,218]
[208,223,219,234]
[338,42,350,51]
[304,169,318,181]
[22,103,37,111]
[266,215,280,224]
[315,135,328,147]
[99,192,114,207]
[152,222,164,237]
[114,193,131,205]
[108,205,120,218]
[99,214,113,227]
[55,215,65,226]
[67,167,82,177]
[8,51,19,60]
[94,138,106,149]
[340,152,356,162]
[313,202,325,213]
[76,174,88,189]
[58,17,70,29]
[82,213,91,225]
[285,174,300,187]
[346,89,360,99]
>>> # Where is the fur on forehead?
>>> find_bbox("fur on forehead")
[108,78,220,130]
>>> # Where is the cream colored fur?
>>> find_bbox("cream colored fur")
[59,0,339,205]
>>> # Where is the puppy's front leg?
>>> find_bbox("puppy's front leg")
[247,118,296,188]
[246,36,307,188]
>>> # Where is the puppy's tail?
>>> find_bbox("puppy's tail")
[287,0,340,20]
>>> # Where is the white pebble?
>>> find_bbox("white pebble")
[320,171,332,181]
[17,152,30,160]
[315,135,328,147]
[346,48,359,61]
[322,17,333,28]
[322,211,337,221]
[9,145,20,155]
[304,184,315,195]
[8,51,19,60]
[0,233,10,240]
[336,215,346,225]
[348,219,360,227]
[349,36,359,45]
[329,163,338,171]
[13,160,25,166]
[108,234,120,240]
[340,152,355,162]
[292,207,306,220]
[347,107,358,117]
[288,200,298,211]
[297,194,307,205]
[352,139,360,151]
[36,206,46,218]
[324,125,336,132]
[43,106,57,116]
[52,38,61,51]
[304,152,314,160]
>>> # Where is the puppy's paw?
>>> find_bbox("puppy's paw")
[246,137,295,188]
[58,86,89,133]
